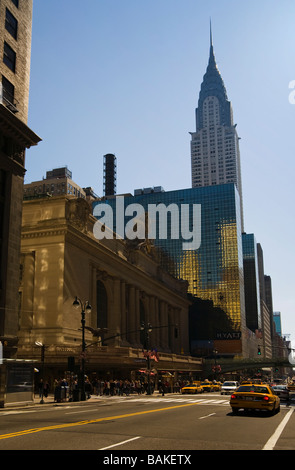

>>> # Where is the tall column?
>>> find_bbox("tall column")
[120,281,129,345]
[19,251,35,330]
[149,296,156,349]
[110,278,121,345]
[135,288,140,345]
[154,298,160,347]
[160,301,169,351]
[128,286,136,344]
[91,266,97,328]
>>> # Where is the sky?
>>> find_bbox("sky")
[26,0,295,349]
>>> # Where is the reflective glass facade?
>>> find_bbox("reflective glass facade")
[93,183,247,353]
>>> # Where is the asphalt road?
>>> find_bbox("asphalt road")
[0,393,294,454]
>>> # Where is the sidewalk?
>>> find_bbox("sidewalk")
[1,391,173,411]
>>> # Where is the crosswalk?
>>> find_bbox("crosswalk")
[96,393,293,408]
[96,395,231,406]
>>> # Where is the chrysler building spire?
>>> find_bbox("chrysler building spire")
[190,24,244,230]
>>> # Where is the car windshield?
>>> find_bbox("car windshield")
[237,385,269,394]
[223,382,236,386]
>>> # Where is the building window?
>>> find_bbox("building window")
[96,280,108,331]
[2,75,15,104]
[5,9,18,40]
[3,42,16,72]
[11,0,19,7]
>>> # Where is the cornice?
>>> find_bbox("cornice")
[0,103,41,148]
[21,228,67,239]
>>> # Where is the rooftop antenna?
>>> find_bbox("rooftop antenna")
[210,18,213,47]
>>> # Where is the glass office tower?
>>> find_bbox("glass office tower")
[93,183,247,355]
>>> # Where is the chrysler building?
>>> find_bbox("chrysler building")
[190,26,244,229]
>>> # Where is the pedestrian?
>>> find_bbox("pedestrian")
[85,378,92,399]
[54,379,62,403]
[158,379,165,396]
[43,381,49,398]
[110,379,115,396]
[38,379,44,398]
[92,377,99,395]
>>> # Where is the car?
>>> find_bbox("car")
[287,382,295,391]
[272,385,290,401]
[200,381,213,392]
[181,383,203,394]
[230,383,280,415]
[221,381,239,395]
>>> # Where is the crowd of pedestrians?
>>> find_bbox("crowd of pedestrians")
[36,376,188,402]
[87,378,185,396]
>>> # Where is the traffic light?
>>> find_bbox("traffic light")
[258,347,261,355]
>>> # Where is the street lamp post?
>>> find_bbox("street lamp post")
[35,341,45,403]
[73,297,92,401]
[140,322,153,395]
[213,348,218,381]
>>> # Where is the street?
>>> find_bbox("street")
[0,392,295,453]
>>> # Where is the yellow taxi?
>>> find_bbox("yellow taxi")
[200,381,213,392]
[181,382,203,394]
[212,382,221,391]
[230,383,280,415]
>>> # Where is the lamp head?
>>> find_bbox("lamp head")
[85,301,92,314]
[73,297,80,309]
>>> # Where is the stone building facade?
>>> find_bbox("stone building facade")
[18,195,202,380]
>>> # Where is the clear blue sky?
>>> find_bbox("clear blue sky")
[26,0,295,349]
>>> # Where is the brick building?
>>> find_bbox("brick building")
[0,0,40,357]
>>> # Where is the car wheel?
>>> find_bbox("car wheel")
[269,404,276,416]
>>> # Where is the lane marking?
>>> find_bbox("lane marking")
[65,407,98,415]
[262,408,294,450]
[99,436,141,450]
[0,401,203,440]
[199,413,216,420]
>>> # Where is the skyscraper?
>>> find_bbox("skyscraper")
[242,233,261,333]
[0,0,40,357]
[93,183,249,356]
[190,24,244,229]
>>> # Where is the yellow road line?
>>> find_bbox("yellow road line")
[0,402,198,440]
